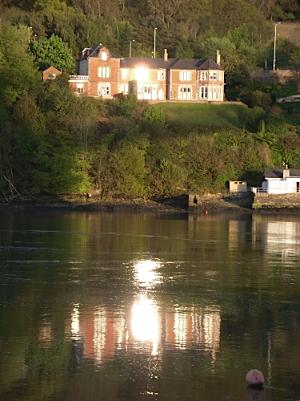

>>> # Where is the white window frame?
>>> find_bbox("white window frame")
[76,83,84,94]
[101,51,107,61]
[119,83,128,94]
[178,86,192,100]
[200,71,208,80]
[209,71,217,80]
[98,66,110,78]
[121,69,129,80]
[157,70,166,80]
[179,70,192,81]
[97,83,111,97]
[199,86,208,99]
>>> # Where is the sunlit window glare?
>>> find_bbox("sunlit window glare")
[174,310,188,349]
[134,259,161,288]
[93,307,107,363]
[135,66,149,82]
[131,295,160,355]
[71,303,81,339]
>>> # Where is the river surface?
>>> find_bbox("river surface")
[1,210,300,401]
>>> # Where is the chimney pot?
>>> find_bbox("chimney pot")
[283,167,290,179]
[164,48,168,61]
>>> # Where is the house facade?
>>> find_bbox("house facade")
[261,168,300,194]
[69,44,224,102]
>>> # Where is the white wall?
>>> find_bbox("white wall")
[266,178,300,194]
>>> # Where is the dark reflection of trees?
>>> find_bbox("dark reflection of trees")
[1,211,300,400]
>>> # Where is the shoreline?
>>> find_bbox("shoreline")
[1,197,300,215]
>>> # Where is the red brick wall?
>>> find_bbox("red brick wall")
[69,81,88,96]
[42,67,62,81]
[169,70,198,100]
[88,55,120,97]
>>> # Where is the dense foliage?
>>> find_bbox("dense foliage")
[0,1,300,200]
[0,0,300,70]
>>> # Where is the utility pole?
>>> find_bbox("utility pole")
[129,39,135,57]
[153,27,158,59]
[273,22,280,71]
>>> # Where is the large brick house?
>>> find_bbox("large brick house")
[69,44,225,102]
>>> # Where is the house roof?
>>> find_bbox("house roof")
[171,58,222,70]
[264,168,300,178]
[81,44,111,59]
[42,66,61,73]
[120,57,222,70]
[120,57,177,69]
[81,44,223,70]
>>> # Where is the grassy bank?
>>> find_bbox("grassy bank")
[153,102,263,132]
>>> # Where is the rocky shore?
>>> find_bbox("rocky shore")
[0,192,254,213]
[2,192,300,213]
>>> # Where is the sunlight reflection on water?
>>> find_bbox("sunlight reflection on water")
[133,259,161,288]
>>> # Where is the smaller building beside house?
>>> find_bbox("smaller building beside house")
[229,181,248,193]
[260,168,300,194]
[42,66,62,81]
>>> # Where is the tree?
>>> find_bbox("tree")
[290,46,300,68]
[31,34,74,72]
[0,23,39,108]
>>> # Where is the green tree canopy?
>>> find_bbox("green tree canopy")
[0,23,39,108]
[31,34,74,72]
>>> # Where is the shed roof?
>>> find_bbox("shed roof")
[42,66,61,74]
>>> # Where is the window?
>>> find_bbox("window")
[76,83,84,94]
[179,71,192,81]
[101,51,107,61]
[200,71,208,80]
[121,69,129,80]
[157,70,166,80]
[98,66,110,78]
[98,83,111,97]
[210,71,217,80]
[119,83,128,94]
[178,86,192,99]
[199,86,208,99]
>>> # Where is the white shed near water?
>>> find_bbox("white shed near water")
[262,168,300,194]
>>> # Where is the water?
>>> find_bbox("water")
[1,209,300,401]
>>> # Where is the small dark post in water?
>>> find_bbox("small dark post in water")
[193,195,198,206]
[245,369,264,389]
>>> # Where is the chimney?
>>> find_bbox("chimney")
[164,48,168,62]
[283,166,290,179]
[216,50,221,65]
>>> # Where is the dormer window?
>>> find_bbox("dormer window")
[101,51,107,61]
